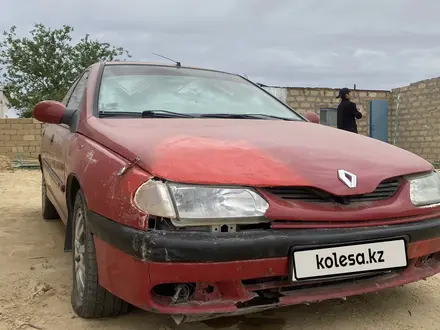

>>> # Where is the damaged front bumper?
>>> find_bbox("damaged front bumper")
[87,211,440,322]
[171,255,440,324]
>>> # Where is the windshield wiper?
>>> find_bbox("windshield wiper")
[98,110,296,120]
[98,110,195,118]
[198,113,296,121]
[98,111,141,118]
[141,110,195,118]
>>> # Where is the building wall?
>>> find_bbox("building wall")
[389,77,440,163]
[285,87,392,136]
[0,118,42,160]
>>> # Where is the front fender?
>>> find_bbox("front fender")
[65,134,152,231]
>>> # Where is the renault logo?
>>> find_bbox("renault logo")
[338,169,357,188]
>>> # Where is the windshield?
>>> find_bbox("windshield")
[97,65,303,121]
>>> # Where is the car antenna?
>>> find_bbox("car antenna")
[152,52,181,67]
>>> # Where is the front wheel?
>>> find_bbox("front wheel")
[71,189,131,318]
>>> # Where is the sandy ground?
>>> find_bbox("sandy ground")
[1,170,440,330]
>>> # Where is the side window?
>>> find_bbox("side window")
[66,70,90,109]
[61,78,80,105]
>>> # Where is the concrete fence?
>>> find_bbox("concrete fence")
[0,118,42,161]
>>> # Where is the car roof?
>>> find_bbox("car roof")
[104,61,240,77]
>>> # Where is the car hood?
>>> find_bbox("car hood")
[83,117,433,196]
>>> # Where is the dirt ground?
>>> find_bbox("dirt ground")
[1,170,440,330]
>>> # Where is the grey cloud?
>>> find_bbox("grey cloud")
[1,0,440,89]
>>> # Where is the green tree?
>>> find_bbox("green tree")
[0,24,131,117]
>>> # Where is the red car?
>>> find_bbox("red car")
[34,61,440,324]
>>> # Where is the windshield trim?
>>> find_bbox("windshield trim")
[92,63,305,121]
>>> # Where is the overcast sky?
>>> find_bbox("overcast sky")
[2,0,440,90]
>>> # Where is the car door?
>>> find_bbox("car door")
[41,77,78,217]
[43,69,90,220]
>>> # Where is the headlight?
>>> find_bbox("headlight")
[133,180,269,226]
[407,171,440,206]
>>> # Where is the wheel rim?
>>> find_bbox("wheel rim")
[74,208,86,300]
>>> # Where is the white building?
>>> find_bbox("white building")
[261,85,288,103]
[0,87,10,118]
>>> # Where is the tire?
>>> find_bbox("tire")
[71,189,131,318]
[42,174,59,220]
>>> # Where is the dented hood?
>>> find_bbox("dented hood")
[83,117,433,196]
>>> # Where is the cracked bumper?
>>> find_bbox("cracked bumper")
[88,211,440,319]
[87,211,440,263]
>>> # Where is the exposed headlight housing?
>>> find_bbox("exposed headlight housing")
[133,180,270,226]
[406,171,440,206]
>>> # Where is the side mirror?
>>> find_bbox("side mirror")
[33,101,75,125]
[304,111,320,124]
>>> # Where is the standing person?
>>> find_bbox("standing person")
[336,87,363,133]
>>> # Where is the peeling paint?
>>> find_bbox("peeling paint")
[140,244,151,261]
[138,214,148,230]
[107,171,118,202]
[83,149,98,172]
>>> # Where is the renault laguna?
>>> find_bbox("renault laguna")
[33,61,440,323]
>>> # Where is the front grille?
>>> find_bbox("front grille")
[264,178,402,205]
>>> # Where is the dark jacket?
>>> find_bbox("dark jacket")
[337,99,363,133]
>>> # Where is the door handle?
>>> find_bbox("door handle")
[50,134,54,145]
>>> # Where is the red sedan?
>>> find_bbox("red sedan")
[34,61,440,324]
